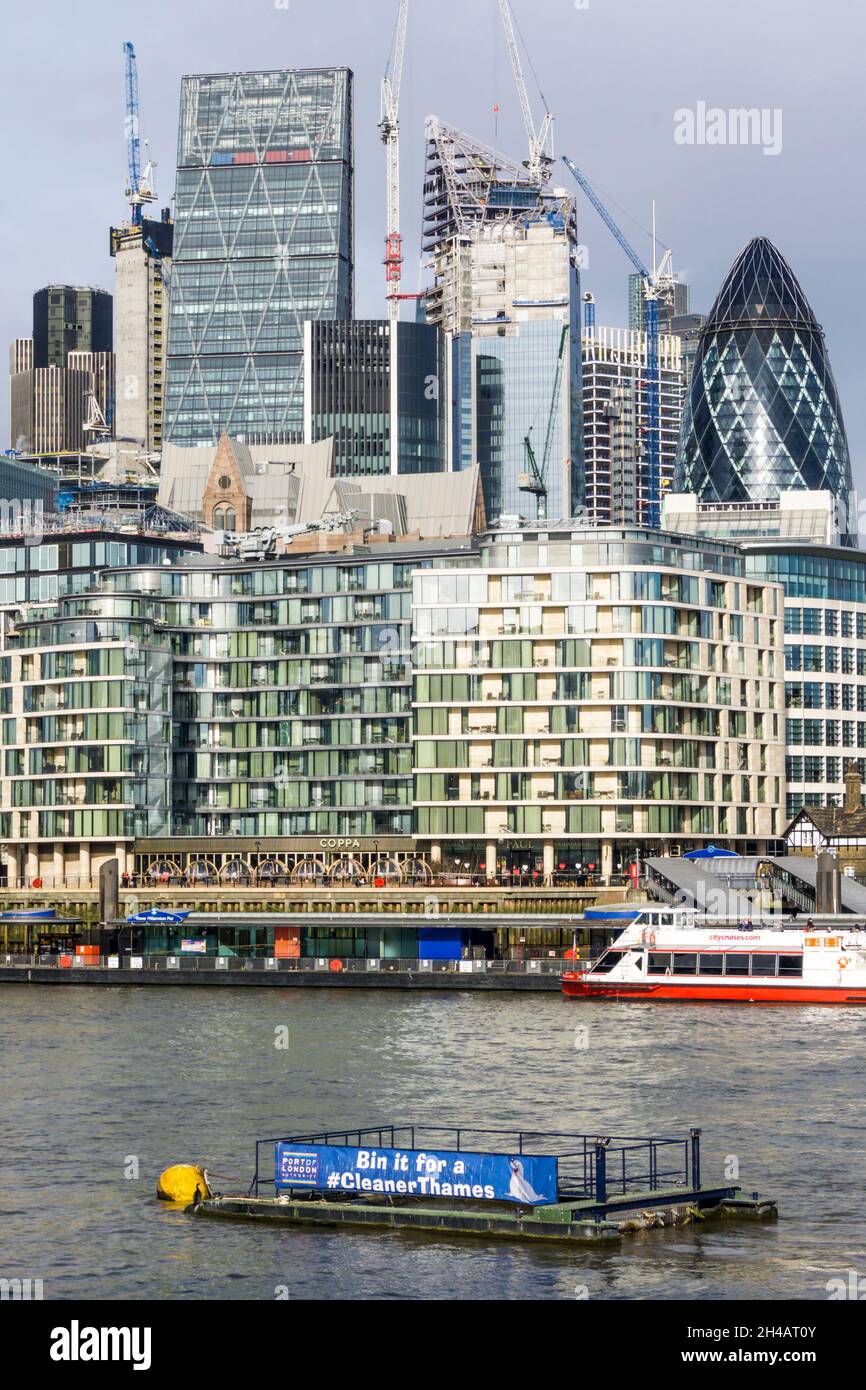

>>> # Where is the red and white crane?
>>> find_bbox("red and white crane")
[379,0,410,323]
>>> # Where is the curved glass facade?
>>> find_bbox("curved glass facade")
[676,237,852,506]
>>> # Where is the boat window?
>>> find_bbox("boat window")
[777,954,803,977]
[672,953,698,976]
[647,952,671,975]
[724,954,751,976]
[632,952,644,971]
[591,948,626,975]
[751,954,777,976]
[698,953,724,976]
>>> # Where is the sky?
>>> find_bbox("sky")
[1,0,863,475]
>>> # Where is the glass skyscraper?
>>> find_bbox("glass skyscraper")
[304,320,445,475]
[475,316,581,522]
[164,68,353,446]
[628,273,689,333]
[677,237,852,508]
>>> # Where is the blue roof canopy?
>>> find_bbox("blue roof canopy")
[682,845,739,860]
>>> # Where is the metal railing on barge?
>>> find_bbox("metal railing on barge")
[250,1123,704,1209]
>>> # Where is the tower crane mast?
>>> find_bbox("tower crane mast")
[123,41,156,225]
[497,0,554,183]
[380,1,410,323]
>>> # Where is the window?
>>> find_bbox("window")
[647,952,672,975]
[724,953,751,975]
[591,948,626,975]
[778,955,803,977]
[698,953,724,976]
[750,954,777,976]
[672,952,698,975]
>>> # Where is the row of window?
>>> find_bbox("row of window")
[786,722,866,747]
[786,756,859,783]
[785,608,866,637]
[786,683,866,712]
[596,950,803,977]
[414,805,721,836]
[786,646,866,674]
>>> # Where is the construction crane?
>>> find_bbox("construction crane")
[497,0,554,183]
[143,234,170,289]
[518,324,568,521]
[561,155,674,528]
[83,389,111,438]
[379,1,410,323]
[123,42,156,225]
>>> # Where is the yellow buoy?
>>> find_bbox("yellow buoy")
[157,1164,211,1204]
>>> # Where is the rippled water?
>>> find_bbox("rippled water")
[1,984,863,1300]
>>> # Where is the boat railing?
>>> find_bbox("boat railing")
[250,1124,703,1208]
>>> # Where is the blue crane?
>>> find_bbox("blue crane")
[561,155,672,528]
[123,42,142,223]
[123,42,156,225]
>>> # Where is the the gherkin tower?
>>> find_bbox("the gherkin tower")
[676,237,852,505]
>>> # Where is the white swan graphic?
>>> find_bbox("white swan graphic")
[508,1157,545,1203]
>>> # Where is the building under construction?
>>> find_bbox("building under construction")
[421,119,584,522]
[110,213,173,454]
[582,324,684,525]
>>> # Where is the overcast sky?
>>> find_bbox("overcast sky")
[1,0,862,474]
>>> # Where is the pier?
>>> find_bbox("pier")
[0,955,564,990]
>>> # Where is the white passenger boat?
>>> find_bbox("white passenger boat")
[563,909,866,1004]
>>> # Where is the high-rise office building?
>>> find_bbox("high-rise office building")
[422,120,583,520]
[670,311,706,388]
[32,286,112,369]
[581,326,684,524]
[110,212,173,452]
[11,350,114,455]
[8,339,32,449]
[663,490,866,823]
[677,237,852,509]
[10,363,91,454]
[164,68,354,447]
[629,273,689,333]
[12,288,114,452]
[303,319,445,476]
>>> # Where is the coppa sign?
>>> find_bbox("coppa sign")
[275,1143,558,1206]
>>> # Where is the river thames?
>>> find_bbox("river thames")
[1,984,863,1300]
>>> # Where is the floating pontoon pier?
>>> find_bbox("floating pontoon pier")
[184,1124,777,1245]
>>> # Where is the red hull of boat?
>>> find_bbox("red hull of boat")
[562,977,866,1005]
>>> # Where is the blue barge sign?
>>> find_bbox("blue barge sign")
[275,1143,558,1205]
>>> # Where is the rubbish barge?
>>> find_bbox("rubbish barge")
[173,1123,778,1245]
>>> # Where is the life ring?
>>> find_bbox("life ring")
[838,956,849,969]
[329,958,344,973]
[648,931,657,947]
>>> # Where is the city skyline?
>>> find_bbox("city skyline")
[1,0,862,480]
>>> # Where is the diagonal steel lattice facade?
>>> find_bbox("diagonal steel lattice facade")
[676,236,852,507]
[164,68,353,446]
